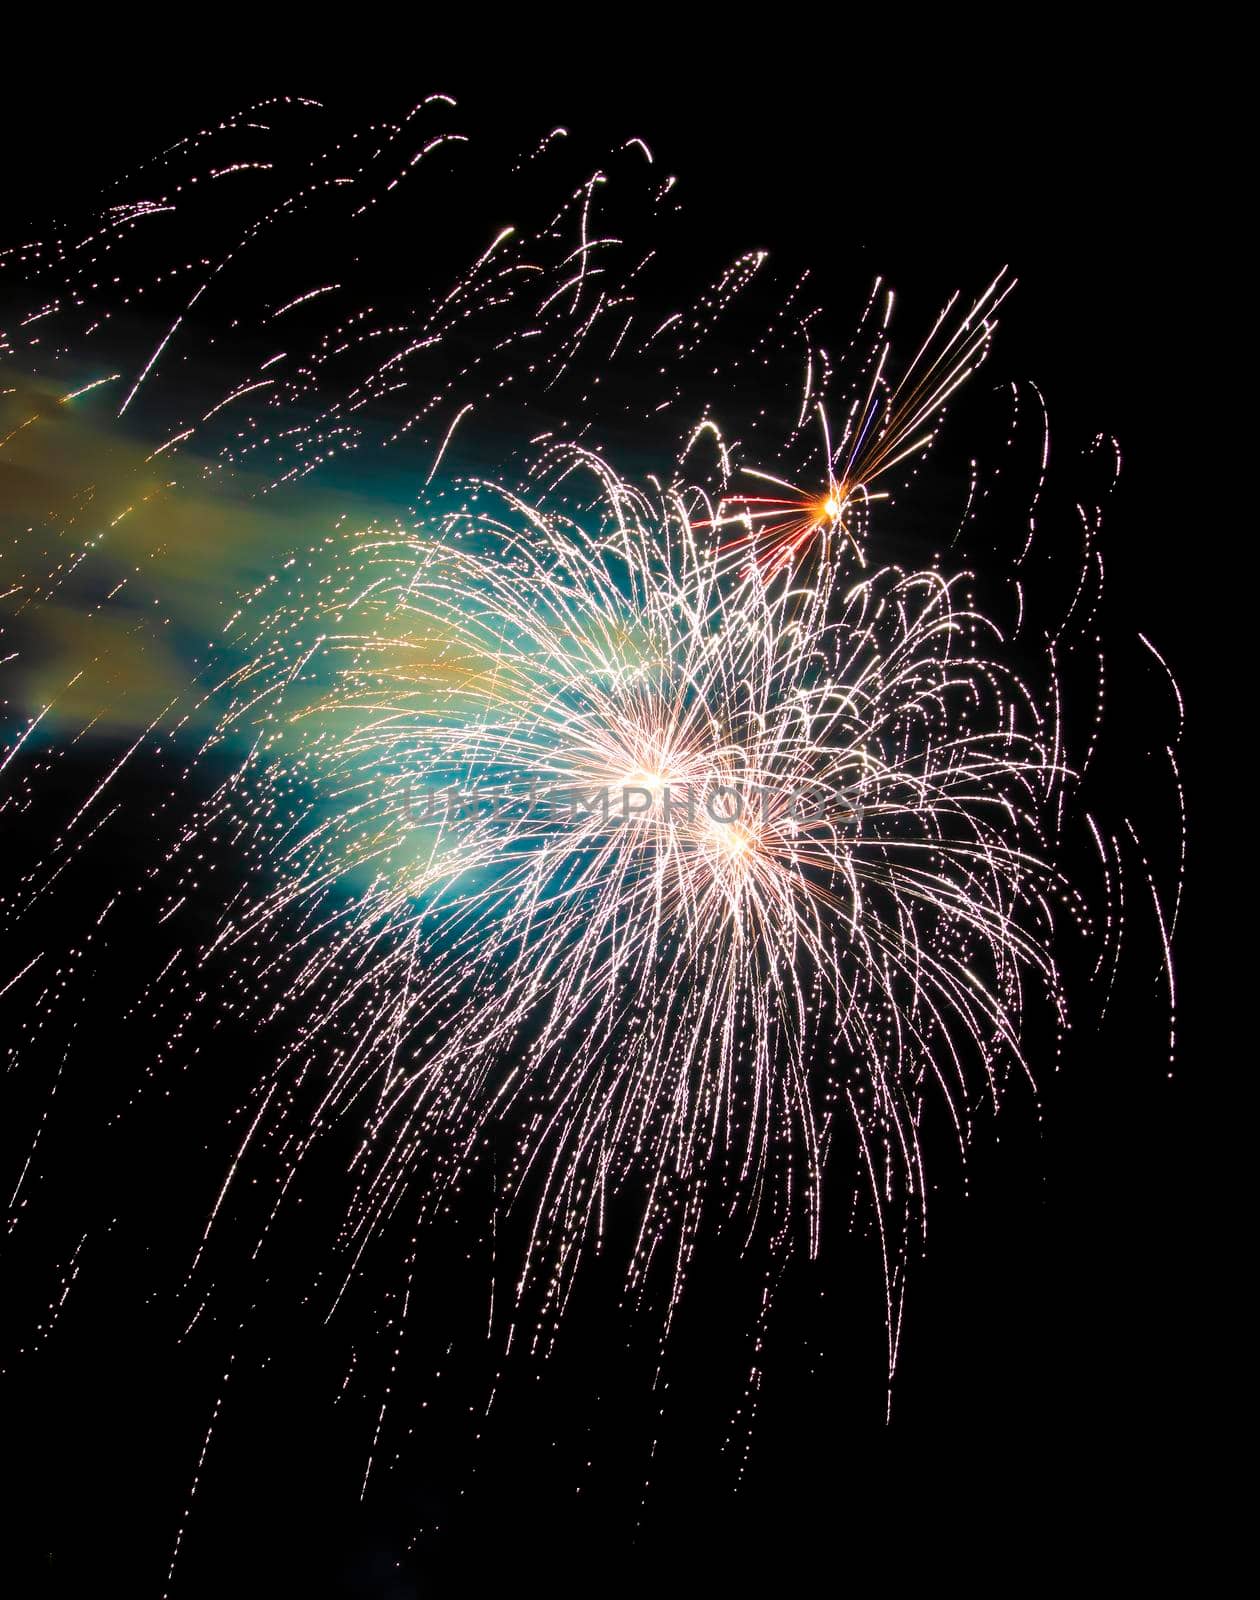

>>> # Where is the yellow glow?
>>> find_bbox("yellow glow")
[708,818,754,859]
[625,760,668,793]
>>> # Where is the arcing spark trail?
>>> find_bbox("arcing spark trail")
[0,92,1180,1554]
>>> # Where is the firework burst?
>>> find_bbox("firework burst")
[0,91,1180,1558]
[177,432,1078,1365]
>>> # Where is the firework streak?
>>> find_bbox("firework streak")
[0,93,1180,1541]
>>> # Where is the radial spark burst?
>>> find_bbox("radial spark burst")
[0,93,1180,1526]
[182,435,1076,1349]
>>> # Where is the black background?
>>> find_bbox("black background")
[1,27,1218,1596]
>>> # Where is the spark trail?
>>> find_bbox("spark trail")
[0,90,1181,1573]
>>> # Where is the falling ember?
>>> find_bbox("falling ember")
[0,88,1181,1570]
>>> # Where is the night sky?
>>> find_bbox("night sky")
[1,33,1211,1597]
